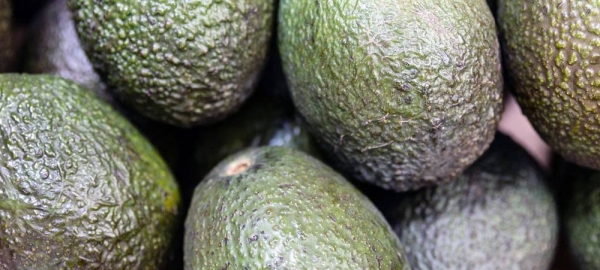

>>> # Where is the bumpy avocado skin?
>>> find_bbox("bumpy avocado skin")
[0,74,180,269]
[24,0,109,101]
[278,0,503,191]
[388,134,558,269]
[68,0,274,127]
[184,147,410,269]
[0,0,14,72]
[564,166,600,270]
[498,1,600,170]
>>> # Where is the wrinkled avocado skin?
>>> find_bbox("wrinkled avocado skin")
[278,0,503,191]
[68,0,275,127]
[184,146,410,269]
[0,0,14,72]
[388,133,558,269]
[498,1,600,170]
[0,74,180,270]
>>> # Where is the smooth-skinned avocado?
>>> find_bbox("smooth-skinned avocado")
[0,74,180,269]
[278,0,503,191]
[184,146,410,269]
[0,0,14,72]
[498,1,600,170]
[68,0,275,127]
[388,133,558,269]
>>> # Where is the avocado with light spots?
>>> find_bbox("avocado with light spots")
[68,0,275,127]
[0,0,14,72]
[0,74,180,269]
[498,1,600,170]
[184,146,410,269]
[388,133,558,269]
[278,0,503,191]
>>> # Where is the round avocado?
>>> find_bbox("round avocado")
[278,0,503,191]
[0,74,180,269]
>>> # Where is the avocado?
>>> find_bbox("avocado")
[184,146,410,269]
[278,0,503,191]
[68,0,275,127]
[181,92,321,202]
[564,165,600,270]
[388,133,558,269]
[24,0,109,102]
[0,74,180,269]
[498,1,600,170]
[0,0,14,72]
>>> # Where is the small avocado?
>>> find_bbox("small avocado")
[388,133,558,269]
[564,165,600,270]
[68,0,275,127]
[498,1,600,170]
[184,147,410,269]
[278,0,503,191]
[24,0,109,101]
[0,74,180,269]
[0,0,14,72]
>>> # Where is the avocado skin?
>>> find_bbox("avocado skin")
[564,165,600,270]
[24,0,109,101]
[498,1,600,170]
[68,0,274,127]
[184,146,410,269]
[388,134,558,269]
[0,74,180,269]
[278,0,503,191]
[0,0,14,72]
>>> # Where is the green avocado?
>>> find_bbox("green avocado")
[498,1,600,170]
[24,0,110,102]
[68,0,275,127]
[0,0,14,72]
[0,74,180,269]
[564,165,600,270]
[184,146,410,269]
[278,0,503,191]
[388,133,558,269]
[181,92,321,202]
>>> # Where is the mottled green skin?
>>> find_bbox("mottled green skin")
[279,0,503,191]
[68,0,274,127]
[565,166,600,270]
[0,0,14,72]
[388,134,558,269]
[498,1,600,170]
[182,93,321,202]
[184,147,410,269]
[24,0,110,102]
[0,75,180,269]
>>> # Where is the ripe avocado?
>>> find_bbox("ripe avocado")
[0,0,14,72]
[564,165,600,270]
[0,74,180,269]
[498,1,600,170]
[388,134,558,269]
[184,146,410,269]
[68,0,275,127]
[278,0,503,191]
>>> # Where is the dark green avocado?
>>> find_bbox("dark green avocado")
[0,74,180,269]
[278,0,503,191]
[0,0,14,72]
[387,134,558,269]
[184,146,410,269]
[498,0,600,170]
[68,0,275,127]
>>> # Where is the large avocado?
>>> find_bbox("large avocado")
[68,0,275,127]
[0,0,14,72]
[0,74,180,269]
[498,1,600,170]
[564,165,600,270]
[184,146,410,269]
[278,0,503,191]
[388,133,558,269]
